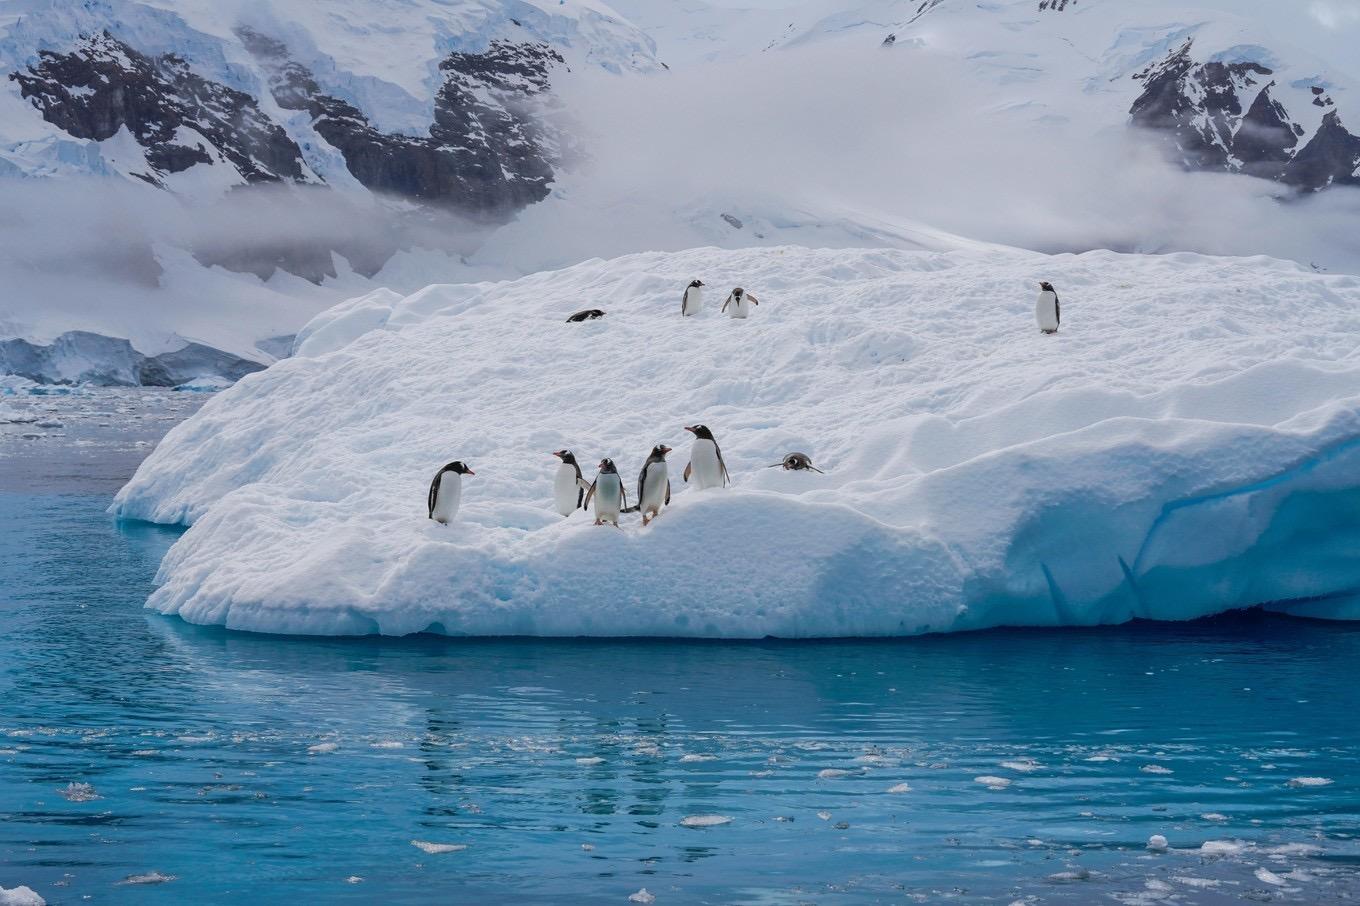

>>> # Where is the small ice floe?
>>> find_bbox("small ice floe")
[129,750,158,757]
[1173,876,1221,889]
[974,776,1011,790]
[576,757,605,766]
[57,782,100,802]
[0,885,46,906]
[817,768,852,780]
[307,742,339,755]
[176,734,213,744]
[1254,868,1287,887]
[1000,759,1042,773]
[345,876,363,884]
[679,754,715,763]
[116,872,175,885]
[773,816,793,822]
[1287,776,1332,788]
[1147,834,1169,852]
[581,843,595,851]
[1140,764,1173,775]
[34,420,62,429]
[628,889,656,904]
[370,741,404,749]
[1201,813,1228,822]
[1200,840,1245,857]
[1084,754,1115,762]
[1046,867,1091,882]
[816,811,832,821]
[410,840,466,854]
[887,782,912,794]
[679,815,731,828]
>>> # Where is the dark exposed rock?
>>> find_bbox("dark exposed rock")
[1038,0,1077,10]
[238,27,564,217]
[9,32,306,186]
[721,213,744,230]
[1130,39,1360,193]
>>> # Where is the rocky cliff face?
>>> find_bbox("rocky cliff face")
[1131,40,1360,191]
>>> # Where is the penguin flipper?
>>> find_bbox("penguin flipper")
[721,294,732,313]
[427,472,440,519]
[809,465,825,474]
[683,461,692,483]
[583,480,597,511]
[665,481,671,506]
[1054,295,1060,326]
[716,444,732,487]
[748,294,759,306]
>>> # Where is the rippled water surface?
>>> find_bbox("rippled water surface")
[2,391,1359,904]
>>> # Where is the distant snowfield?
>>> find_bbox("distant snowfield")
[114,244,1360,637]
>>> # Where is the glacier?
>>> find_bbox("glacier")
[113,244,1360,637]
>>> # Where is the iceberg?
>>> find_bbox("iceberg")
[113,245,1360,637]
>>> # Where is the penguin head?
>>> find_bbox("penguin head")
[684,424,715,440]
[732,287,744,297]
[552,449,577,465]
[1039,281,1055,292]
[784,453,810,470]
[598,458,618,473]
[689,279,704,288]
[444,460,475,476]
[651,444,673,459]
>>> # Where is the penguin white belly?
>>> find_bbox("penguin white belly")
[689,440,724,489]
[727,295,750,319]
[431,473,462,524]
[594,474,624,523]
[640,462,669,513]
[553,464,581,516]
[1035,291,1059,333]
[683,287,704,316]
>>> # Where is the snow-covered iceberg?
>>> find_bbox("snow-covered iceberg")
[114,245,1360,636]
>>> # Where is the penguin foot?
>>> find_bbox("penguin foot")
[594,519,603,526]
[642,515,650,526]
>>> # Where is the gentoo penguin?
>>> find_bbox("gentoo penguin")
[428,460,475,524]
[683,424,731,489]
[623,444,673,526]
[583,458,628,526]
[551,450,591,517]
[721,287,759,319]
[768,452,824,473]
[681,279,705,316]
[566,309,606,323]
[1035,281,1060,334]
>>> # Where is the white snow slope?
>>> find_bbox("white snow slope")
[114,244,1360,637]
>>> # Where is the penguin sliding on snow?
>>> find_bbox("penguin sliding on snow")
[1035,281,1060,334]
[681,279,705,317]
[768,451,824,473]
[683,424,731,490]
[428,460,475,524]
[550,450,591,517]
[721,287,759,319]
[583,458,628,526]
[622,444,672,526]
[566,309,606,323]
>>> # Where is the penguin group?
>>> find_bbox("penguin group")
[430,277,1064,524]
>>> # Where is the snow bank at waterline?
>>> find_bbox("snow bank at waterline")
[113,245,1360,636]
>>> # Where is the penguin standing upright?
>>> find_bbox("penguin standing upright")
[625,445,672,526]
[1035,281,1060,334]
[683,424,731,490]
[583,458,628,526]
[721,287,759,319]
[551,450,590,517]
[681,279,705,316]
[428,460,475,524]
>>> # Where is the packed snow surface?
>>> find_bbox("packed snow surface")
[114,245,1360,637]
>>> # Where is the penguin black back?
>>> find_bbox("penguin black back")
[566,309,606,323]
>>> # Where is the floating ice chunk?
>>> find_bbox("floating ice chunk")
[817,768,852,779]
[1140,764,1173,775]
[576,756,605,766]
[680,815,731,828]
[56,782,100,802]
[1255,868,1287,886]
[887,782,912,793]
[1173,877,1221,889]
[1047,867,1091,882]
[345,876,363,884]
[974,775,1011,790]
[628,889,656,904]
[1200,840,1244,856]
[1201,813,1228,821]
[0,886,45,906]
[307,742,339,755]
[370,741,404,749]
[410,840,467,854]
[679,754,716,763]
[1000,759,1042,773]
[116,872,175,885]
[1147,834,1169,852]
[816,811,832,820]
[1286,776,1332,787]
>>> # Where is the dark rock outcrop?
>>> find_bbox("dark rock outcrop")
[1131,39,1360,192]
[10,32,306,186]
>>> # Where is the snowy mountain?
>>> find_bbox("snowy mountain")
[113,244,1360,637]
[3,0,1360,384]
